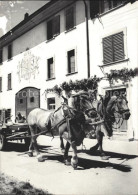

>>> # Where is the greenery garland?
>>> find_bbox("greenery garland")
[45,68,138,96]
[106,67,138,84]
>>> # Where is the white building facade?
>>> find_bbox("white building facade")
[0,0,137,140]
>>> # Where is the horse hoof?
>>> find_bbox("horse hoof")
[71,157,78,169]
[64,159,71,166]
[37,155,45,162]
[28,151,33,157]
[61,148,65,153]
[100,153,109,160]
[71,162,78,169]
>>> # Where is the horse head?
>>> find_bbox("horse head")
[73,91,96,118]
[106,94,130,120]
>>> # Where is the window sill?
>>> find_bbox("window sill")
[0,91,2,93]
[99,58,129,68]
[66,72,78,76]
[0,62,3,65]
[7,88,12,91]
[46,77,56,81]
[65,26,76,33]
[7,58,13,62]
[46,37,55,43]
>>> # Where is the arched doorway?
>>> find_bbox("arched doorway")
[15,87,40,118]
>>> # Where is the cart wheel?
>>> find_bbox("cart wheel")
[0,133,6,151]
[24,138,31,149]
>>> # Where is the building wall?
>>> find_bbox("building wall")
[0,1,88,120]
[89,1,138,140]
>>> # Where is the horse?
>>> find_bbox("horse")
[27,104,88,169]
[89,93,130,157]
[60,91,130,159]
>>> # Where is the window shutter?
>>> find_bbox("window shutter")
[103,36,113,64]
[90,0,100,19]
[113,32,124,61]
[53,15,60,36]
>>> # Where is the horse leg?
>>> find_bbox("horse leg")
[60,136,65,153]
[96,129,109,160]
[28,139,34,157]
[64,142,71,165]
[71,141,78,169]
[29,125,44,162]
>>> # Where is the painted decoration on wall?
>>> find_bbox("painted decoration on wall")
[17,50,40,82]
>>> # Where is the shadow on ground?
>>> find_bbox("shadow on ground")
[2,142,137,173]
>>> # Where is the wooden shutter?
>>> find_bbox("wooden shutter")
[0,77,2,92]
[113,32,124,61]
[103,36,113,64]
[103,32,124,64]
[53,15,60,36]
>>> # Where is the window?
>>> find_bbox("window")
[47,15,60,40]
[103,32,124,64]
[8,73,12,90]
[47,98,55,110]
[47,57,55,79]
[8,44,12,60]
[20,99,23,104]
[99,0,123,14]
[0,49,3,64]
[0,77,2,92]
[5,109,11,123]
[67,49,76,74]
[65,6,75,31]
[30,97,35,103]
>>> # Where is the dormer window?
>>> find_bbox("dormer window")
[47,15,60,40]
[0,49,3,64]
[8,44,12,60]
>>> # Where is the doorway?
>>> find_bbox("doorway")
[105,88,127,132]
[15,87,40,119]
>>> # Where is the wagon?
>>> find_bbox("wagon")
[0,122,31,151]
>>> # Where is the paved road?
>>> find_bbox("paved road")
[0,136,138,195]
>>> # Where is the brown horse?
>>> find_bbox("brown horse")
[60,91,130,159]
[27,105,87,169]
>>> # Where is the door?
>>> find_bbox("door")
[105,88,127,132]
[15,87,40,119]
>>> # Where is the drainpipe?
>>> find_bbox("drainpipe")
[83,0,90,78]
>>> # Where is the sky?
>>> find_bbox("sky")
[0,1,49,37]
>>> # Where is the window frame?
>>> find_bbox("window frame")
[47,57,55,80]
[66,48,77,75]
[7,73,12,90]
[47,97,55,110]
[65,5,76,31]
[102,30,127,65]
[47,15,60,41]
[99,0,124,14]
[0,77,2,92]
[0,49,3,64]
[8,43,13,60]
